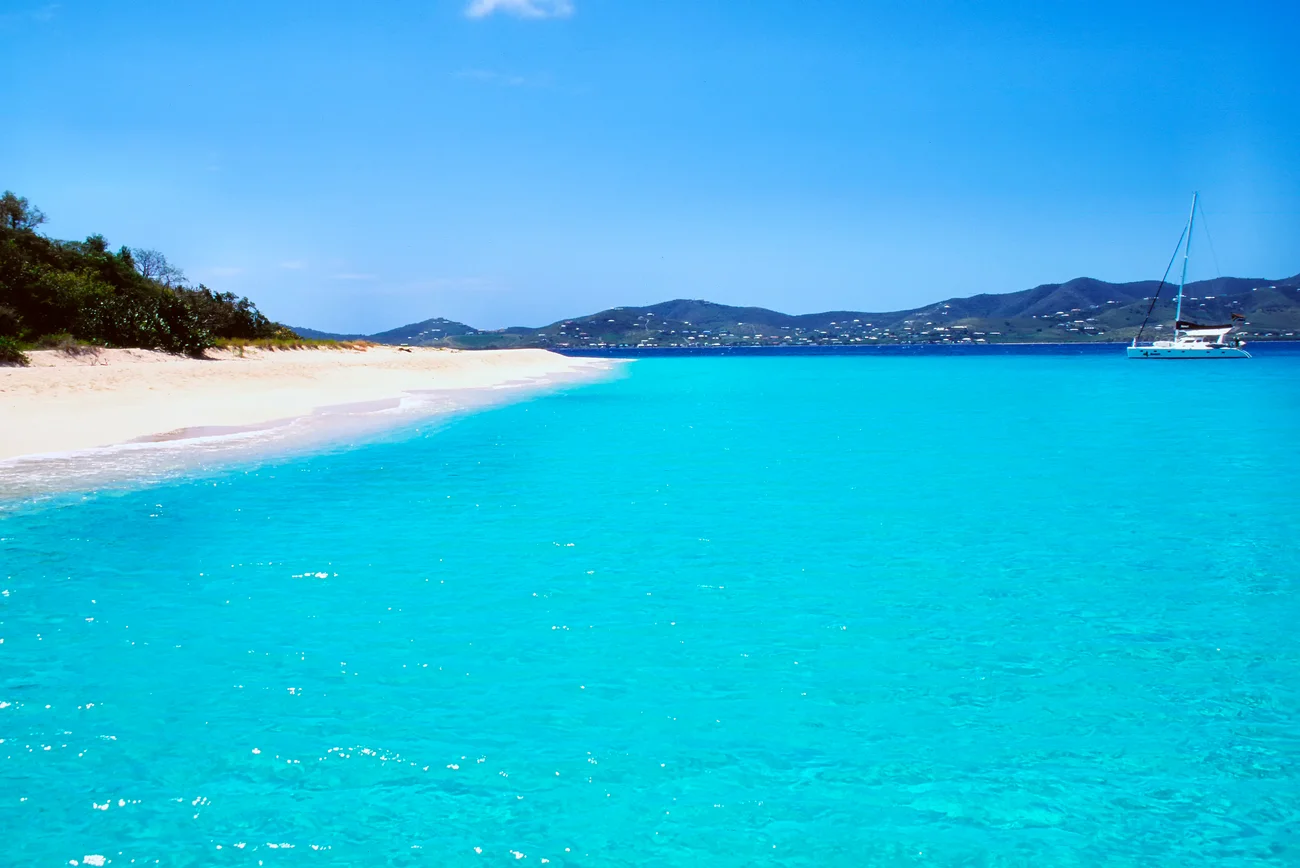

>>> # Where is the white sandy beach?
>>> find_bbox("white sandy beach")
[0,346,614,463]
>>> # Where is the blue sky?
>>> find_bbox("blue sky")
[3,0,1297,331]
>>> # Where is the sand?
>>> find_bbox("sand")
[0,346,616,463]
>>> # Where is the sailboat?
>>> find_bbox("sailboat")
[1127,192,1251,359]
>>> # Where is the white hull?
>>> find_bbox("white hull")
[1128,193,1252,360]
[1127,345,1251,359]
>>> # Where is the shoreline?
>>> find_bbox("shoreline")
[0,346,622,498]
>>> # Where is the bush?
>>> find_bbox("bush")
[75,285,212,355]
[179,286,289,341]
[0,304,20,337]
[0,191,294,356]
[0,335,29,366]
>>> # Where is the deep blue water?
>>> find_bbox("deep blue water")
[3,354,1299,866]
[553,341,1300,358]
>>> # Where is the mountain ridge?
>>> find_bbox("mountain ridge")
[293,273,1300,349]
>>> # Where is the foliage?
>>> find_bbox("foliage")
[0,304,20,337]
[0,335,29,366]
[0,191,46,232]
[213,337,366,351]
[0,191,295,356]
[129,248,186,287]
[181,286,297,341]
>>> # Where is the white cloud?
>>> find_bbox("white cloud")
[465,0,573,20]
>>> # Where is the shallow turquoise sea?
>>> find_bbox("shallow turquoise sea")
[3,354,1299,866]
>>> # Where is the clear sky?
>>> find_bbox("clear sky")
[3,0,1296,331]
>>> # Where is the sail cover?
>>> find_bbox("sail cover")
[1176,315,1242,330]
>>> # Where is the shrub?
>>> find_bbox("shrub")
[0,304,20,337]
[0,335,29,366]
[0,191,293,356]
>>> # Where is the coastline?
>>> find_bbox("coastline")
[550,340,1300,357]
[0,346,621,498]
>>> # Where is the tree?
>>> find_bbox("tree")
[0,191,46,232]
[130,247,186,287]
[0,191,296,353]
[0,304,21,337]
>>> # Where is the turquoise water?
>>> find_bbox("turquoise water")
[3,354,1299,866]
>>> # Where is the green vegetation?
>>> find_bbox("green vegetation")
[442,332,530,350]
[213,336,368,352]
[33,333,100,355]
[300,275,1300,351]
[0,335,29,366]
[0,191,297,360]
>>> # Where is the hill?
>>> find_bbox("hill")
[292,317,479,345]
[303,273,1300,350]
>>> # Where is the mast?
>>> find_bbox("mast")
[1175,192,1197,331]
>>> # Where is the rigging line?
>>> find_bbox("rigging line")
[1134,222,1189,345]
[1196,199,1223,279]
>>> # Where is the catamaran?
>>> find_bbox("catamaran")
[1127,192,1250,359]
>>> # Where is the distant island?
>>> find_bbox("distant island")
[299,274,1300,350]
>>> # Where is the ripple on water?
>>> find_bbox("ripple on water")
[2,355,1298,865]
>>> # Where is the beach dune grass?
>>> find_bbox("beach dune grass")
[212,336,372,353]
[0,332,108,365]
[33,333,101,355]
